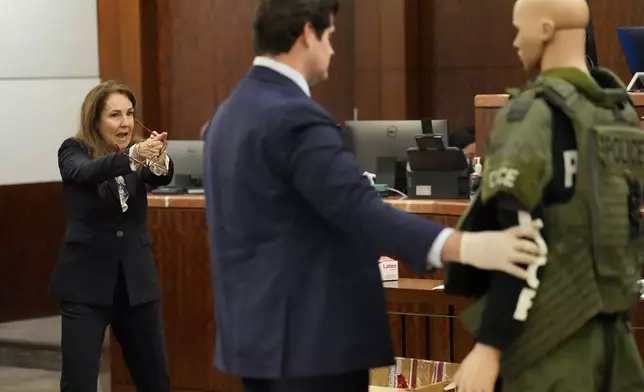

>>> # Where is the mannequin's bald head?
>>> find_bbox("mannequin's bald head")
[513,0,589,72]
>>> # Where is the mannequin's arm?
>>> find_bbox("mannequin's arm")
[475,194,544,351]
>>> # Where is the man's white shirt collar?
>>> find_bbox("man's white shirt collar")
[253,56,311,97]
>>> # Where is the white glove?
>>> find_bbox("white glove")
[459,220,545,280]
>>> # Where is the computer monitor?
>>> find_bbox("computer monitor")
[617,27,644,91]
[165,140,204,185]
[343,120,423,175]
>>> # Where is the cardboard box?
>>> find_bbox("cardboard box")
[369,384,450,392]
[378,256,399,281]
[370,358,459,391]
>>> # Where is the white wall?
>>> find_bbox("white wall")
[0,0,100,185]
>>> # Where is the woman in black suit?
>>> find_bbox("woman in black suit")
[49,80,173,392]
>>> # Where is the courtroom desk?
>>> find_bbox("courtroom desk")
[145,194,469,216]
[474,92,644,157]
[110,196,468,392]
[111,192,644,392]
[384,280,644,367]
[145,196,468,281]
[383,279,474,364]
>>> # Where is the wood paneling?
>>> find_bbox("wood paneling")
[588,0,644,79]
[139,0,162,132]
[417,0,642,132]
[418,0,524,131]
[97,0,159,134]
[0,182,63,321]
[384,279,474,364]
[354,0,420,120]
[154,0,255,140]
[387,294,451,362]
[97,0,142,117]
[473,106,501,160]
[96,0,643,138]
[312,0,355,123]
[98,0,422,139]
[150,0,357,140]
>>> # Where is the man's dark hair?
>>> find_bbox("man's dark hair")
[253,0,339,55]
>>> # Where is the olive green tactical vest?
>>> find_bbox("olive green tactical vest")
[455,73,644,379]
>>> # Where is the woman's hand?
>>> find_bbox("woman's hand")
[135,137,165,160]
[152,132,168,156]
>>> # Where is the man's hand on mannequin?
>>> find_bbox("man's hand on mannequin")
[440,221,544,280]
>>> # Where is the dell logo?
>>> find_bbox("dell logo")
[386,126,398,139]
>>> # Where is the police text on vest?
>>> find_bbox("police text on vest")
[513,211,549,322]
[488,167,520,189]
[563,150,578,188]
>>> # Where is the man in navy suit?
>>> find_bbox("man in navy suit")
[203,1,543,391]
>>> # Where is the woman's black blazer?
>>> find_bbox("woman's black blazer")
[48,138,174,306]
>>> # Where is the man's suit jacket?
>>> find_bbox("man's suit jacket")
[204,66,446,379]
[49,138,174,306]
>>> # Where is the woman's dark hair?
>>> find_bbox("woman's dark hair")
[253,0,339,55]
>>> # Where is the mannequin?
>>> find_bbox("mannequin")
[512,0,589,75]
[444,0,644,391]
